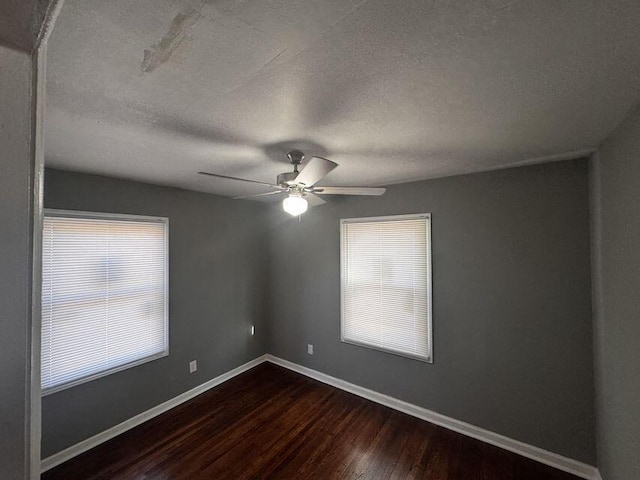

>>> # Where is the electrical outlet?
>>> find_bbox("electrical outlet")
[189,360,197,373]
[307,344,313,355]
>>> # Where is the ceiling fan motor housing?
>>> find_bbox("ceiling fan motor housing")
[277,171,299,186]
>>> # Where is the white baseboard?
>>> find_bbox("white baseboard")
[265,355,602,480]
[42,353,602,480]
[41,354,268,473]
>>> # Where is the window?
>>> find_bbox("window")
[341,213,432,362]
[41,210,168,394]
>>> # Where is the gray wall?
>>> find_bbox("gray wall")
[42,160,598,466]
[0,0,54,52]
[41,168,269,457]
[0,43,38,480]
[594,107,640,480]
[267,159,596,464]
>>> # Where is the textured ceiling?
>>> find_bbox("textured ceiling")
[45,0,640,198]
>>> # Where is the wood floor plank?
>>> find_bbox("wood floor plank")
[43,363,584,480]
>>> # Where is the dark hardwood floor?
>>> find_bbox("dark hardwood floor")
[43,363,581,480]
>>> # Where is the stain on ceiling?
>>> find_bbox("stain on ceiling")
[45,0,640,197]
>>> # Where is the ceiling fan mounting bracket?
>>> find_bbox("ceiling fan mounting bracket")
[287,150,304,171]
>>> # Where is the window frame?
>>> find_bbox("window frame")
[41,208,170,396]
[340,213,433,363]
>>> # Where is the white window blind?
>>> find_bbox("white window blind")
[41,210,168,394]
[341,214,432,362]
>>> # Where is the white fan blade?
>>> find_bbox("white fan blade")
[305,193,327,206]
[294,156,338,187]
[312,186,386,196]
[199,171,279,188]
[233,190,283,200]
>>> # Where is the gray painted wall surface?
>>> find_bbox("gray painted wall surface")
[595,107,640,480]
[0,44,37,480]
[41,168,269,457]
[267,160,596,464]
[0,0,55,52]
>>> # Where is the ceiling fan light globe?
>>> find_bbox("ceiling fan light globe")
[283,195,308,216]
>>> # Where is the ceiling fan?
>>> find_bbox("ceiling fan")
[198,150,386,216]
